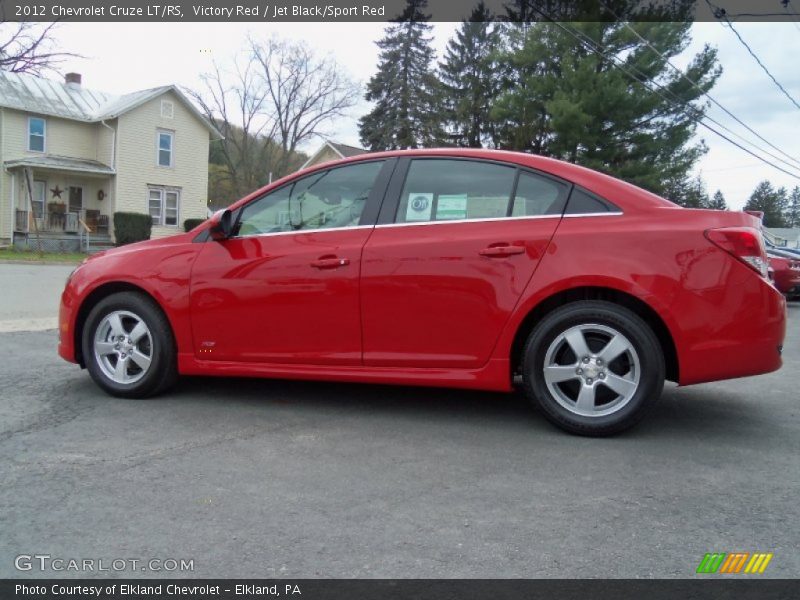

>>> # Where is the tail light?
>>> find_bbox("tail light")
[704,227,768,278]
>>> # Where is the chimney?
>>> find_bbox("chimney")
[65,73,82,88]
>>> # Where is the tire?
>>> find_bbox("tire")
[82,291,178,399]
[522,300,665,436]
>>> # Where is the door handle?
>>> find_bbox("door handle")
[311,256,350,269]
[479,244,525,258]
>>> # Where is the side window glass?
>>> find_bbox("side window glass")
[565,187,619,214]
[237,161,384,236]
[511,172,568,216]
[396,159,516,223]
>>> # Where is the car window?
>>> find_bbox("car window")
[237,161,384,236]
[565,187,619,214]
[396,159,516,223]
[511,171,568,216]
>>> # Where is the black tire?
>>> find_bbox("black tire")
[82,291,178,398]
[522,300,665,436]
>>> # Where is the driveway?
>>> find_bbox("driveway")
[0,263,74,332]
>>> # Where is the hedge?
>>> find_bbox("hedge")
[184,218,206,232]
[113,212,152,246]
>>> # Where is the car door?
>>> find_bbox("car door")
[361,157,570,369]
[190,159,394,365]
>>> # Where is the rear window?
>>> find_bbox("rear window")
[565,187,620,214]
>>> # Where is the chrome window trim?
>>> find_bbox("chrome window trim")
[376,212,623,229]
[230,212,624,239]
[562,212,624,218]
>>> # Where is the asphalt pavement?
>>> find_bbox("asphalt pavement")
[0,263,797,578]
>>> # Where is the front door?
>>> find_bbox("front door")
[361,158,570,369]
[68,186,83,215]
[190,160,392,365]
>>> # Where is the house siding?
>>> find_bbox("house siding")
[114,90,209,238]
[306,146,342,169]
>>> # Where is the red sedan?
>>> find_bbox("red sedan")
[768,253,800,299]
[58,149,786,435]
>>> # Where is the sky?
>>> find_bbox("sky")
[49,20,800,210]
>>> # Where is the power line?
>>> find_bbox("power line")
[706,0,800,112]
[784,0,800,34]
[601,4,800,170]
[524,13,800,181]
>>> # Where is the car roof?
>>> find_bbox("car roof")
[228,148,676,213]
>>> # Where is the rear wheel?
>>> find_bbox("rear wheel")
[82,292,177,398]
[522,300,664,436]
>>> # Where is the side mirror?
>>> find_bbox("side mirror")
[208,209,233,241]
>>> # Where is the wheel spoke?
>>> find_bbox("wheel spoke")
[95,341,116,356]
[544,365,580,384]
[129,349,151,371]
[603,372,637,398]
[129,321,149,344]
[564,328,591,359]
[575,384,596,412]
[598,335,630,364]
[107,313,125,337]
[113,357,128,382]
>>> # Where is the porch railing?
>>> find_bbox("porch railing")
[14,209,109,235]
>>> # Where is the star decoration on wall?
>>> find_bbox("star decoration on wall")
[50,186,63,199]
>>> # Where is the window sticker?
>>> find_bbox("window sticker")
[406,192,433,221]
[436,194,468,220]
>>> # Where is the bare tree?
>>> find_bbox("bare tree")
[249,36,360,176]
[186,36,360,204]
[0,22,79,75]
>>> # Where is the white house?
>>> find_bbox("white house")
[0,71,221,248]
[300,140,367,170]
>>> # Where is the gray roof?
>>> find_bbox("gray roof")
[4,155,116,176]
[0,71,221,138]
[765,228,800,242]
[328,141,367,158]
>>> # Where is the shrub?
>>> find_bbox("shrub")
[183,218,206,232]
[113,212,152,246]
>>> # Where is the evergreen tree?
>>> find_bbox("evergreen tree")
[785,186,800,227]
[359,0,442,150]
[491,12,719,197]
[744,181,788,228]
[706,189,728,210]
[664,175,708,208]
[439,2,501,147]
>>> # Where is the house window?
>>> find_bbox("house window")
[32,180,46,218]
[161,100,174,119]
[148,187,180,226]
[157,131,173,167]
[28,117,46,152]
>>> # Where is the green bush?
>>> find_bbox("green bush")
[183,218,206,232]
[113,212,152,246]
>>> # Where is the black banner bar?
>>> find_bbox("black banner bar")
[3,579,800,600]
[0,0,798,23]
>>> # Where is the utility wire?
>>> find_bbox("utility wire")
[525,12,800,181]
[784,0,800,34]
[601,3,800,170]
[706,0,800,112]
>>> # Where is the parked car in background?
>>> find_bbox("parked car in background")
[768,253,800,299]
[58,149,787,436]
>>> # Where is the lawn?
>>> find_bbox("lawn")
[0,248,87,264]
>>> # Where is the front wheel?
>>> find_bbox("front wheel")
[82,292,178,398]
[522,301,665,436]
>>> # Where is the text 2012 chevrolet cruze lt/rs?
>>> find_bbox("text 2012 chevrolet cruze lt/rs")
[58,149,786,436]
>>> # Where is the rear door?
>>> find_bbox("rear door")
[360,157,570,368]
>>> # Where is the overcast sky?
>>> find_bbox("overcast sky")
[52,21,800,210]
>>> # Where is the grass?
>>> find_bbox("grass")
[0,248,88,264]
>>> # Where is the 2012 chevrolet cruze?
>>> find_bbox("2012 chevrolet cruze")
[59,149,787,435]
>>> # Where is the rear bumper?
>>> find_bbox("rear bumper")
[678,275,786,386]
